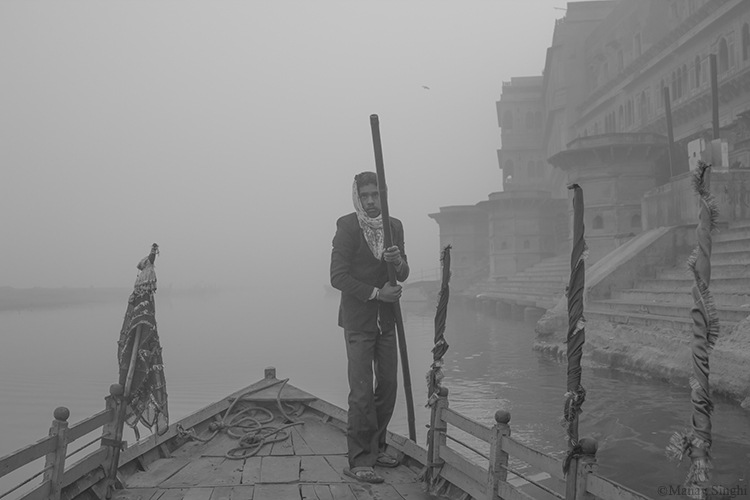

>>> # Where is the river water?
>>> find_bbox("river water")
[0,290,748,498]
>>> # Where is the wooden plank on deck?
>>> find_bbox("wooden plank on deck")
[290,426,315,455]
[241,457,261,485]
[392,482,442,500]
[259,456,300,483]
[294,419,347,455]
[209,486,253,500]
[156,488,190,500]
[300,456,343,483]
[328,484,357,500]
[270,431,295,456]
[160,458,243,487]
[253,483,299,500]
[125,458,192,488]
[320,455,353,482]
[110,488,162,500]
[375,464,419,484]
[349,483,405,500]
[183,488,213,500]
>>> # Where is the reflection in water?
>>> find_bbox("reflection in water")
[0,291,748,497]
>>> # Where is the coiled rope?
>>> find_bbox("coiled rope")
[177,378,305,459]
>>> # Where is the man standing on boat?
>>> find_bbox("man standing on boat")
[330,171,409,484]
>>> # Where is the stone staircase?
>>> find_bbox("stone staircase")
[468,254,570,310]
[588,220,750,332]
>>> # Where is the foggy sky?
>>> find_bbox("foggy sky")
[0,1,564,294]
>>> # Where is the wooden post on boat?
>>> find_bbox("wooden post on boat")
[100,384,124,496]
[44,407,70,500]
[487,410,511,500]
[573,437,598,500]
[427,387,449,482]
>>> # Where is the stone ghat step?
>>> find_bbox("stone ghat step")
[727,219,750,230]
[712,238,750,253]
[713,226,750,242]
[471,284,565,296]
[475,291,559,308]
[614,288,750,306]
[637,276,750,290]
[708,250,750,265]
[592,299,750,322]
[505,275,570,283]
[586,309,738,333]
[656,265,750,280]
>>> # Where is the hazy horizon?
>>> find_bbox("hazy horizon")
[1,1,565,294]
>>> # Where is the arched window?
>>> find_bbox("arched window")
[631,214,642,228]
[743,23,750,61]
[639,91,647,125]
[504,159,514,177]
[719,37,729,73]
[695,55,701,87]
[526,111,534,129]
[523,240,530,250]
[593,121,599,135]
[528,160,535,177]
[501,241,507,250]
[682,64,688,95]
[503,111,514,129]
[592,215,604,229]
[618,105,624,131]
[534,111,543,129]
[671,71,677,100]
[659,79,665,109]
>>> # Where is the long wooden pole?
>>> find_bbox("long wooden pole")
[369,114,416,442]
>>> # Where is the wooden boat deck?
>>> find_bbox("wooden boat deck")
[111,402,443,500]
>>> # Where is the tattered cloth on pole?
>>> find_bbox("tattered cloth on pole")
[426,245,452,408]
[117,245,169,438]
[666,162,718,498]
[562,184,588,475]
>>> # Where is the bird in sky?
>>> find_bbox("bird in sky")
[422,85,430,90]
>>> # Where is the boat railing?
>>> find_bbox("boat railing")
[0,385,120,500]
[427,387,653,500]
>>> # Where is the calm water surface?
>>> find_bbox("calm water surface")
[0,290,748,497]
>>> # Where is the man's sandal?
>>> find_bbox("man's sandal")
[343,467,384,484]
[375,453,399,468]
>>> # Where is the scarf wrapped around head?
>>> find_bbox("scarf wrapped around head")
[352,179,384,260]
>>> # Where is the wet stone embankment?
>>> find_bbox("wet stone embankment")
[534,306,750,408]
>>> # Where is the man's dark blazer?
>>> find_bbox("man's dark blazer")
[330,212,409,333]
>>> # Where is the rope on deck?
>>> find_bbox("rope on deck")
[175,378,306,459]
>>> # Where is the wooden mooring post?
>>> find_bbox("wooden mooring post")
[44,407,70,500]
[487,410,511,500]
[564,436,598,500]
[427,387,449,484]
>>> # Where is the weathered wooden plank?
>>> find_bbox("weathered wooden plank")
[259,456,300,484]
[320,455,351,482]
[200,433,239,458]
[209,487,233,500]
[241,384,317,402]
[269,432,295,456]
[182,488,213,500]
[438,446,486,487]
[300,456,343,483]
[252,483,299,500]
[313,484,335,500]
[157,488,189,500]
[328,484,357,500]
[442,408,492,443]
[498,480,538,500]
[294,420,347,455]
[226,486,253,500]
[438,462,485,500]
[392,482,438,499]
[67,409,113,443]
[374,464,418,484]
[587,474,652,500]
[386,433,427,466]
[0,435,57,478]
[161,458,243,488]
[305,400,347,426]
[300,484,320,500]
[208,486,253,500]
[110,488,162,500]
[501,437,564,481]
[125,458,192,488]
[349,483,405,500]
[16,480,51,500]
[60,447,108,488]
[290,426,315,456]
[241,457,261,485]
